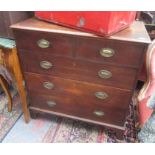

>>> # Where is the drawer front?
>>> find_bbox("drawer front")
[19,49,74,73]
[76,38,144,67]
[29,91,127,126]
[19,50,137,89]
[68,59,137,90]
[24,72,132,110]
[14,29,75,57]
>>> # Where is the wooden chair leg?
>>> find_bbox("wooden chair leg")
[0,76,12,112]
[10,48,30,123]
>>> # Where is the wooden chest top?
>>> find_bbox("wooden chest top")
[11,17,151,44]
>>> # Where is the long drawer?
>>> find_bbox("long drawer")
[29,91,127,126]
[24,72,132,110]
[19,50,137,89]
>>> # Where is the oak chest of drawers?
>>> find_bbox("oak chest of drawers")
[11,18,151,139]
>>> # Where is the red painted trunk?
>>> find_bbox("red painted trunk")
[35,11,137,36]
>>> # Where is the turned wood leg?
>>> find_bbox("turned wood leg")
[10,48,30,123]
[0,75,12,112]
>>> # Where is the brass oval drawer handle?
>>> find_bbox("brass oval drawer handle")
[98,69,112,79]
[43,82,55,90]
[94,110,105,117]
[95,92,108,100]
[40,61,53,69]
[46,101,56,107]
[100,48,115,57]
[37,39,50,48]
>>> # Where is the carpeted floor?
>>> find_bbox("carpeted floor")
[0,90,22,142]
[0,90,138,143]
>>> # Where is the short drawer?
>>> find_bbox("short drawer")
[19,50,137,89]
[76,37,144,67]
[29,91,127,126]
[18,49,74,72]
[24,72,132,110]
[14,29,75,57]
